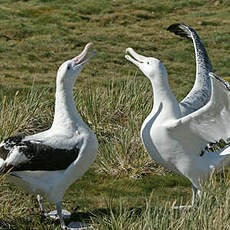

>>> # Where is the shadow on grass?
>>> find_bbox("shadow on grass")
[69,206,143,223]
[69,208,108,223]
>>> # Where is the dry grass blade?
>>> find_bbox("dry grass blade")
[0,166,14,183]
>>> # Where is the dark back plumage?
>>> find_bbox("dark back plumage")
[0,135,80,173]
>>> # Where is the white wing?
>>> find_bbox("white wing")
[167,73,230,156]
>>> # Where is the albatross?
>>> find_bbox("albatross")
[0,43,98,229]
[125,46,230,208]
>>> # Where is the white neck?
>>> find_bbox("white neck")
[150,69,181,120]
[51,81,82,132]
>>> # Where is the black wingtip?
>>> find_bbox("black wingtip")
[167,23,192,40]
[167,23,182,32]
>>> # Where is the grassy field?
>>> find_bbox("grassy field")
[1,0,230,229]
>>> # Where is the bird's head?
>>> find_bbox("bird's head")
[57,43,96,86]
[125,48,166,81]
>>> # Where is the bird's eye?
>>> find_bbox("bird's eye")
[147,62,150,65]
[67,65,71,70]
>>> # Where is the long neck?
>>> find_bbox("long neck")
[51,81,82,132]
[150,70,181,120]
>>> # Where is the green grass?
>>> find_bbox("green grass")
[1,0,230,229]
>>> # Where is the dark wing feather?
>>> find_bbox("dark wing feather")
[0,135,80,173]
[167,23,194,40]
[0,135,25,160]
[167,23,213,116]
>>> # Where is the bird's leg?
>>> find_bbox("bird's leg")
[197,189,202,200]
[56,201,67,230]
[39,198,71,220]
[192,185,202,206]
[38,198,87,229]
[37,194,48,215]
[191,185,197,206]
[56,202,92,230]
[173,185,200,210]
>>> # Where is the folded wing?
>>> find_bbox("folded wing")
[0,135,80,173]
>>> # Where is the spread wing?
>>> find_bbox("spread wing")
[0,135,80,173]
[167,24,213,116]
[167,73,230,156]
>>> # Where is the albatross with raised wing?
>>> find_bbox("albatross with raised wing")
[125,46,230,208]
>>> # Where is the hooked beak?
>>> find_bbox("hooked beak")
[72,43,96,67]
[125,48,146,67]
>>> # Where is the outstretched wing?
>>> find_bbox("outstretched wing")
[167,23,213,116]
[0,135,80,173]
[167,73,230,156]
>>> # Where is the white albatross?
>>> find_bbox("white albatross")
[167,23,213,116]
[125,47,230,208]
[0,43,98,229]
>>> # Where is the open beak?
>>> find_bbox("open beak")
[125,48,146,67]
[72,43,96,67]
